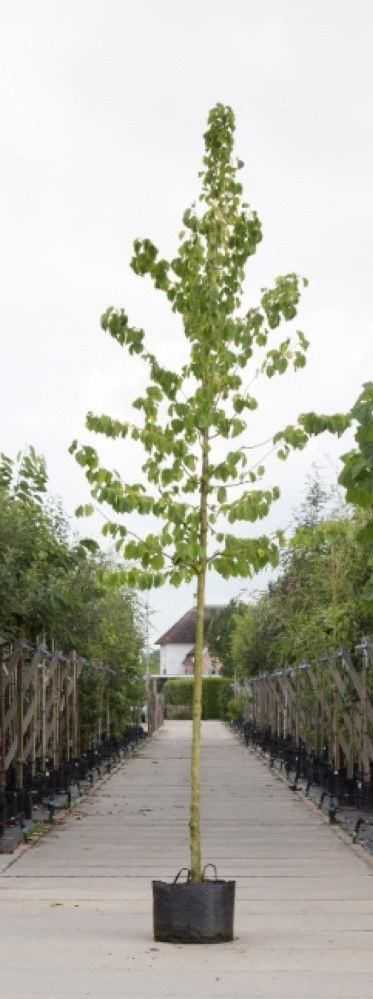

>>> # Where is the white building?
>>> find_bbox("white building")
[156,606,222,677]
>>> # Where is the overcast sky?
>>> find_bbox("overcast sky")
[1,1,372,642]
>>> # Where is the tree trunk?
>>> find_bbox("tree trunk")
[189,429,209,883]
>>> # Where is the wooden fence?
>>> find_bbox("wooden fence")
[245,637,373,780]
[0,637,114,793]
[147,677,165,736]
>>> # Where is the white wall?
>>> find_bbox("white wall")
[160,643,192,676]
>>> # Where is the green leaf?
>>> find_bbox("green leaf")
[217,487,227,504]
[79,537,99,553]
[75,504,94,518]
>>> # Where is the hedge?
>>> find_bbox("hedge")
[163,676,232,720]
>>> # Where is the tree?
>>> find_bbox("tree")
[213,473,372,678]
[71,104,347,882]
[207,599,247,677]
[147,648,160,674]
[338,382,373,608]
[0,448,146,741]
[0,448,102,644]
[79,586,146,745]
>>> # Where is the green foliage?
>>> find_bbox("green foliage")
[207,599,247,676]
[225,698,241,722]
[0,450,96,644]
[164,678,194,707]
[79,587,146,744]
[0,447,146,742]
[210,475,372,677]
[338,382,373,606]
[70,103,323,593]
[202,676,232,719]
[163,676,232,719]
[272,411,350,462]
[166,704,193,720]
[0,447,47,504]
[147,647,160,674]
[226,692,252,722]
[71,103,354,881]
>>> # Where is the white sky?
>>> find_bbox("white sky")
[1,1,372,642]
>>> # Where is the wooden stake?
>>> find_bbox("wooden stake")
[65,672,70,762]
[16,654,24,789]
[332,685,340,771]
[0,644,6,794]
[361,647,369,781]
[72,653,79,757]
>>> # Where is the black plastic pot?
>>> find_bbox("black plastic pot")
[152,865,235,943]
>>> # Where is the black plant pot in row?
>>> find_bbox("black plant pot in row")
[152,865,235,944]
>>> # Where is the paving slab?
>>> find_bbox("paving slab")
[0,720,373,998]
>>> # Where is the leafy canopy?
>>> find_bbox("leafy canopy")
[338,382,373,606]
[208,474,372,678]
[70,104,348,590]
[0,447,146,737]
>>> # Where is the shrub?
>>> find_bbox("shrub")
[166,704,193,720]
[202,676,232,719]
[163,676,232,719]
[226,698,243,721]
[163,678,194,708]
[217,679,233,720]
[226,692,252,721]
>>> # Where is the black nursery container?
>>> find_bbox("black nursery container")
[152,866,235,943]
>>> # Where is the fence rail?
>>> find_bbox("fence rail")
[0,635,147,840]
[232,637,373,837]
[246,637,373,780]
[0,638,87,795]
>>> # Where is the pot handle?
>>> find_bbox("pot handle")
[202,863,218,881]
[173,868,191,883]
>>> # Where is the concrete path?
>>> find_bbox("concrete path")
[1,721,373,998]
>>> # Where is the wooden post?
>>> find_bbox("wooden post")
[31,667,37,776]
[0,643,6,794]
[106,679,110,739]
[16,654,24,789]
[65,672,70,762]
[309,670,319,756]
[251,683,256,726]
[314,709,319,757]
[348,708,355,780]
[40,659,47,768]
[361,646,369,780]
[147,676,157,736]
[53,655,60,770]
[72,655,79,758]
[275,678,282,738]
[283,682,288,739]
[270,678,277,735]
[332,685,340,771]
[294,675,300,745]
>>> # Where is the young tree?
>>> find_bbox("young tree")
[71,104,346,882]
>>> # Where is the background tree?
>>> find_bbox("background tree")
[0,448,146,740]
[146,648,160,674]
[209,473,372,677]
[207,599,247,677]
[71,103,348,882]
[338,382,373,608]
[0,448,92,642]
[81,586,146,743]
